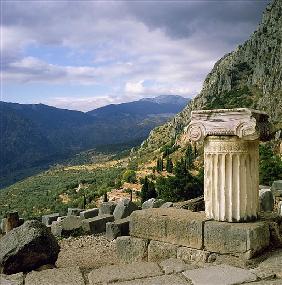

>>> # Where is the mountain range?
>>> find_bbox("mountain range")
[0,95,190,188]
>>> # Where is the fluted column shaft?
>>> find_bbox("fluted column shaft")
[204,136,259,222]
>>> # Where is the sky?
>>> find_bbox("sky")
[1,0,269,112]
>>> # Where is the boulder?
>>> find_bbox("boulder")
[259,188,274,212]
[106,217,130,241]
[67,208,83,216]
[80,208,99,219]
[0,220,60,274]
[99,202,116,215]
[142,198,165,209]
[42,213,60,226]
[113,199,138,220]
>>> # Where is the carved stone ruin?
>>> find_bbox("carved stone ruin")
[186,108,270,222]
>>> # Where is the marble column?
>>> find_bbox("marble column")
[186,108,270,222]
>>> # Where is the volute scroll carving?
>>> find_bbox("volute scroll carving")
[185,123,206,142]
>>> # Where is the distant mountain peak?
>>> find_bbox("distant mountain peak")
[140,95,190,105]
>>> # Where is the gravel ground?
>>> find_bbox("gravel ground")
[56,234,119,270]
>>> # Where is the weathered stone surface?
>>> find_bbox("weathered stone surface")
[0,273,24,285]
[159,258,194,274]
[0,220,60,274]
[130,208,207,249]
[148,241,178,262]
[41,213,60,226]
[0,218,6,234]
[177,247,210,263]
[51,215,82,236]
[67,208,83,216]
[204,221,270,258]
[106,217,130,241]
[5,212,21,233]
[99,202,117,215]
[116,236,148,263]
[260,189,274,212]
[182,264,257,285]
[160,202,173,208]
[278,201,282,216]
[271,180,282,196]
[79,208,99,219]
[82,214,114,234]
[113,274,190,285]
[25,267,85,285]
[173,196,204,212]
[255,249,282,279]
[245,280,282,285]
[88,262,162,284]
[113,199,139,220]
[142,198,165,209]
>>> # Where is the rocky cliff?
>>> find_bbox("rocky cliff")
[135,0,282,161]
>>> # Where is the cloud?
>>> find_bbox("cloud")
[1,0,270,110]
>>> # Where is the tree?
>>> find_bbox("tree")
[156,158,203,202]
[185,144,194,169]
[156,158,163,172]
[122,170,137,183]
[141,176,157,203]
[259,144,282,185]
[166,157,173,173]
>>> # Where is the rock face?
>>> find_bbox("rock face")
[0,220,60,274]
[135,0,282,160]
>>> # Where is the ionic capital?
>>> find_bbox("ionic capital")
[186,108,270,142]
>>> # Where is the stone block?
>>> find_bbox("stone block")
[25,267,85,285]
[113,199,139,220]
[88,262,162,284]
[148,240,178,262]
[79,208,99,219]
[113,274,189,285]
[204,221,270,258]
[82,214,114,234]
[51,215,82,237]
[271,180,282,197]
[5,212,20,233]
[116,236,149,263]
[259,189,274,212]
[99,202,116,215]
[182,264,257,285]
[106,217,130,241]
[160,202,173,208]
[67,208,83,216]
[159,258,194,274]
[42,213,60,226]
[177,247,211,263]
[278,201,282,216]
[130,208,207,249]
[142,198,165,209]
[0,218,6,234]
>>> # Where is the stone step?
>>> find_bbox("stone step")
[182,264,257,285]
[25,267,85,285]
[88,262,163,285]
